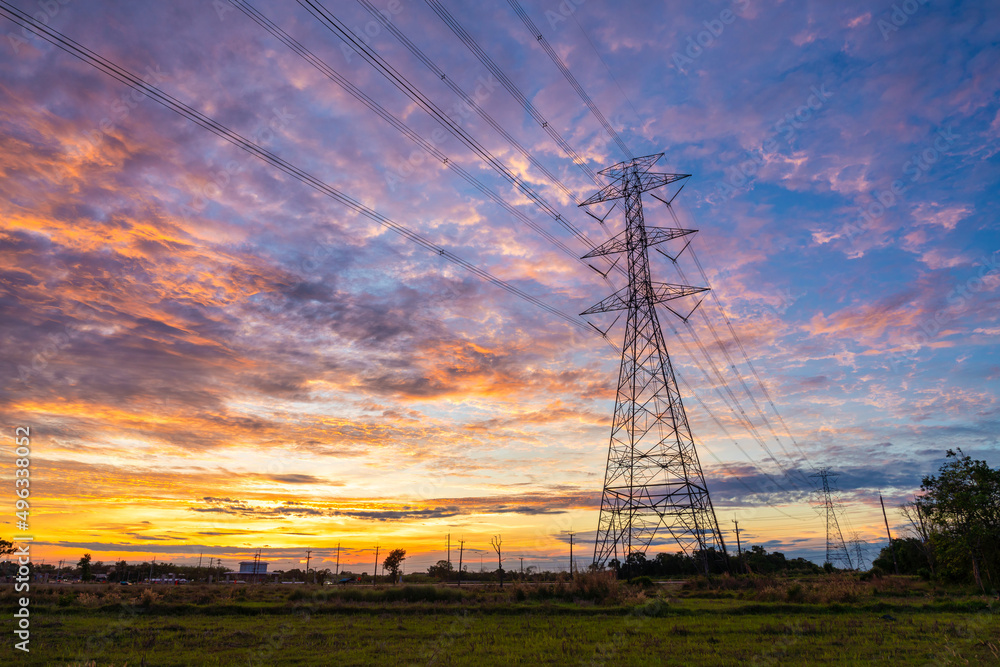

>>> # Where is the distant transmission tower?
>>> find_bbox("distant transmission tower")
[811,468,854,569]
[581,153,726,572]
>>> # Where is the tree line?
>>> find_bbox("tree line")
[873,449,999,590]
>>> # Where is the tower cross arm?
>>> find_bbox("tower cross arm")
[581,282,709,315]
[583,226,698,259]
[579,173,690,207]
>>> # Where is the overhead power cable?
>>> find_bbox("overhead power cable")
[663,315,803,496]
[670,230,821,486]
[295,0,598,251]
[506,0,633,160]
[570,12,642,125]
[226,0,605,283]
[422,0,602,185]
[675,373,809,520]
[687,241,820,473]
[676,269,814,490]
[355,0,580,203]
[0,1,593,336]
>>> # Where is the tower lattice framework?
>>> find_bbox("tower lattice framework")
[580,153,726,569]
[811,468,854,569]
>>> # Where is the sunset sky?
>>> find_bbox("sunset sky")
[1,0,998,575]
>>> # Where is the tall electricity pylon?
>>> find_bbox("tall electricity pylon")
[811,468,854,569]
[581,153,726,572]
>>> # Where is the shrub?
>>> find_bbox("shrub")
[382,585,464,603]
[572,571,621,603]
[785,583,805,603]
[136,588,161,607]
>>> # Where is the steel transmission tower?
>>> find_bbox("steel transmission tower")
[580,153,727,571]
[811,468,854,569]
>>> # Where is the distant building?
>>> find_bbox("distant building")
[226,561,271,583]
[238,562,268,575]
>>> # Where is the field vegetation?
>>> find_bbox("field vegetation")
[1,571,996,665]
[2,449,996,664]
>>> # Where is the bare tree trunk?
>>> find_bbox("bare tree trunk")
[971,551,984,593]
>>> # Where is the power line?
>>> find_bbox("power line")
[295,0,598,250]
[0,2,596,337]
[687,240,820,474]
[661,304,806,494]
[663,196,822,477]
[570,12,642,124]
[422,0,602,184]
[657,201,820,491]
[355,0,581,203]
[228,0,608,283]
[662,240,810,483]
[583,192,808,494]
[506,0,632,159]
[674,371,806,513]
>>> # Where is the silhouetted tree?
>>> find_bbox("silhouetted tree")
[77,553,93,581]
[427,560,454,580]
[0,539,15,557]
[917,449,1000,589]
[491,536,504,587]
[873,538,927,575]
[383,549,406,583]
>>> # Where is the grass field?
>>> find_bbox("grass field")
[1,575,996,665]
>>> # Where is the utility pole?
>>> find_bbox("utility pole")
[335,543,341,578]
[880,493,900,575]
[447,533,451,568]
[811,468,854,570]
[582,155,726,573]
[458,540,465,587]
[567,532,575,579]
[519,556,524,580]
[372,545,379,588]
[733,519,748,574]
[198,552,203,569]
[305,550,312,584]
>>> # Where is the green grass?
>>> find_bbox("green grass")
[1,577,996,665]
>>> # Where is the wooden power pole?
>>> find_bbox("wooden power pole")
[733,519,749,574]
[880,493,900,574]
